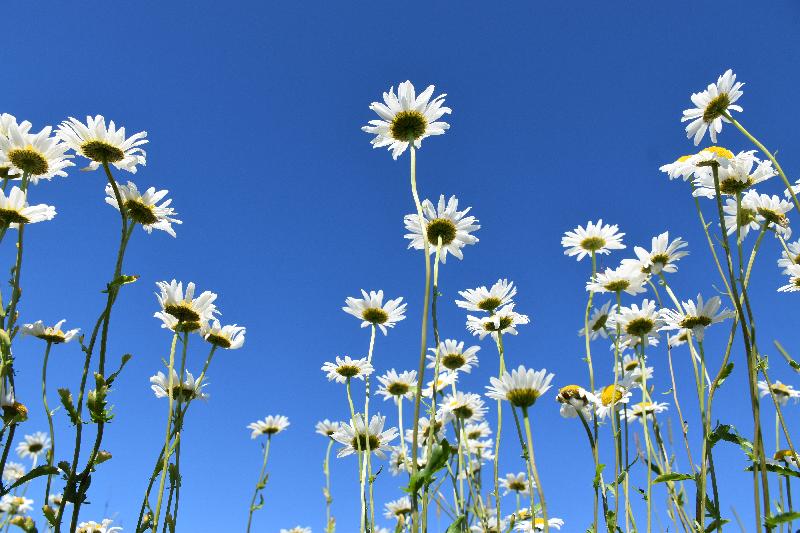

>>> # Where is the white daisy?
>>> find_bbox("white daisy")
[15,432,50,462]
[76,519,123,533]
[248,415,290,438]
[0,495,33,514]
[514,517,565,532]
[427,339,480,373]
[376,369,417,402]
[279,528,311,533]
[561,219,625,261]
[660,146,734,182]
[331,413,398,458]
[693,150,775,199]
[778,240,800,274]
[758,380,800,406]
[660,294,734,342]
[406,416,445,445]
[0,114,31,178]
[682,69,744,145]
[722,193,761,241]
[343,289,406,335]
[499,472,533,496]
[438,391,487,423]
[778,264,800,293]
[0,121,73,183]
[383,496,412,520]
[466,303,530,340]
[579,301,612,340]
[2,462,25,483]
[486,366,554,408]
[58,115,147,173]
[625,401,669,423]
[105,181,181,237]
[470,517,507,533]
[154,280,218,333]
[0,186,56,227]
[315,419,340,437]
[615,355,654,390]
[422,370,458,398]
[362,80,451,159]
[201,320,246,349]
[556,385,597,419]
[22,320,79,344]
[388,446,409,475]
[321,356,374,384]
[586,265,647,296]
[456,279,517,313]
[404,194,479,262]
[659,153,702,181]
[607,299,663,348]
[747,190,793,238]
[149,369,208,401]
[625,232,688,275]
[595,384,632,420]
[464,420,492,440]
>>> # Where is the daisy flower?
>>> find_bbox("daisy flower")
[626,232,689,275]
[470,517,507,533]
[1,393,27,425]
[105,181,181,237]
[404,194,479,262]
[15,432,50,462]
[778,264,800,293]
[438,392,487,423]
[388,446,409,475]
[383,496,412,520]
[722,194,760,241]
[777,239,800,274]
[514,517,565,532]
[248,415,290,438]
[0,114,31,178]
[362,80,451,159]
[58,115,147,173]
[561,219,625,261]
[76,520,122,533]
[659,153,701,181]
[456,279,517,313]
[660,146,734,182]
[556,385,597,419]
[607,299,663,348]
[321,356,374,384]
[464,420,492,440]
[499,472,533,496]
[154,280,218,333]
[201,320,246,349]
[421,370,458,398]
[660,294,733,342]
[149,369,208,401]
[0,121,73,183]
[486,366,554,408]
[748,191,793,238]
[2,462,25,484]
[595,384,632,420]
[427,339,480,373]
[615,355,654,390]
[578,301,612,340]
[758,380,800,406]
[466,303,530,340]
[0,495,33,514]
[376,369,417,402]
[682,69,744,145]
[279,528,311,533]
[586,265,647,296]
[0,186,56,227]
[22,320,79,344]
[406,416,445,446]
[625,401,669,423]
[693,150,775,199]
[343,289,406,335]
[331,414,398,458]
[315,419,340,438]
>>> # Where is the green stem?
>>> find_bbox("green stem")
[246,436,272,533]
[522,407,547,533]
[152,331,180,532]
[324,438,334,533]
[42,342,55,503]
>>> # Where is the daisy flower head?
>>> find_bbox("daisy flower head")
[628,232,689,275]
[248,415,290,438]
[693,150,775,199]
[778,240,800,274]
[607,299,663,349]
[0,186,56,228]
[514,517,565,532]
[388,446,408,475]
[466,303,530,341]
[456,279,517,313]
[149,369,208,401]
[486,366,554,409]
[315,419,340,437]
[470,517,507,533]
[595,384,631,419]
[407,416,445,446]
[438,391,487,423]
[682,69,744,145]
[321,356,374,384]
[331,413,398,458]
[2,462,25,484]
[561,219,625,261]
[383,496,412,521]
[362,80,451,159]
[76,519,122,533]
[778,264,800,293]
[625,401,669,423]
[422,370,458,398]
[404,194,479,262]
[748,190,793,239]
[280,528,311,533]
[668,330,691,348]
[201,320,246,349]
[464,420,492,440]
[586,265,647,296]
[0,114,32,178]
[105,181,181,237]
[154,280,218,333]
[659,153,701,181]
[579,301,612,340]
[758,380,800,406]
[556,385,597,419]
[0,495,33,515]
[1,393,28,426]
[500,472,533,496]
[58,115,147,173]
[15,432,50,462]
[0,121,73,184]
[376,369,417,402]
[343,289,406,335]
[722,193,761,241]
[428,339,480,373]
[22,320,79,344]
[660,294,734,342]
[660,146,733,182]
[616,355,654,390]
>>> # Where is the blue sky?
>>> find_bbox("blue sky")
[4,1,800,531]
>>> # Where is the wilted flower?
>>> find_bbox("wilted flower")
[556,385,597,419]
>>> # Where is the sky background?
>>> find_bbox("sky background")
[3,1,800,531]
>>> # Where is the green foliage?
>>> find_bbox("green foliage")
[4,465,59,493]
[653,472,694,483]
[765,511,800,527]
[57,388,81,425]
[404,439,451,495]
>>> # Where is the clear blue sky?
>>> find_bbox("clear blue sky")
[4,1,800,531]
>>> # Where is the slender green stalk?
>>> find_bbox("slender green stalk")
[361,325,377,532]
[323,438,335,533]
[246,435,272,533]
[152,331,181,532]
[583,252,601,532]
[522,407,547,532]
[41,341,55,503]
[492,332,507,525]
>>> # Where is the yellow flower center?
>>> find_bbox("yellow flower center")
[390,110,427,142]
[7,146,48,175]
[81,139,125,163]
[426,218,457,246]
[362,307,388,324]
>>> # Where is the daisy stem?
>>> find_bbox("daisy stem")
[510,405,534,520]
[723,112,800,216]
[584,252,601,532]
[776,413,785,533]
[522,407,547,533]
[697,340,710,530]
[493,332,506,525]
[398,399,407,472]
[637,342,652,533]
[691,188,732,298]
[324,437,334,533]
[345,379,365,533]
[362,324,377,532]
[41,341,55,504]
[245,435,272,533]
[408,146,432,533]
[152,330,180,532]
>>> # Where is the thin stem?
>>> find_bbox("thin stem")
[324,438,334,533]
[152,331,180,532]
[246,436,272,533]
[41,342,55,503]
[522,407,547,533]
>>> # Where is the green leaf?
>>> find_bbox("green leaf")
[704,519,729,532]
[106,354,132,387]
[6,465,59,492]
[747,462,800,479]
[403,439,451,495]
[445,516,465,532]
[593,463,606,490]
[765,511,800,527]
[715,362,734,388]
[57,388,81,425]
[653,472,694,484]
[708,424,754,460]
